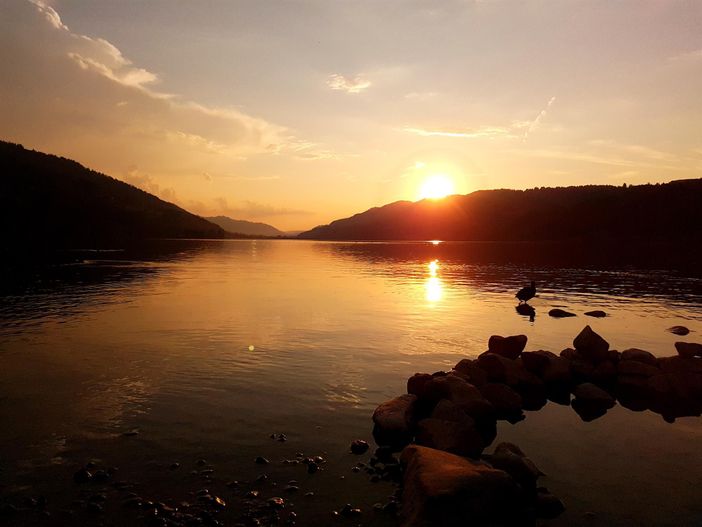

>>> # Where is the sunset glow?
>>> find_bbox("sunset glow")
[419,175,455,200]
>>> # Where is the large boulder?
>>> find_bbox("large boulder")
[453,359,488,387]
[416,418,485,458]
[487,335,528,360]
[617,360,660,378]
[407,373,433,399]
[522,351,572,385]
[571,382,615,421]
[484,443,542,493]
[400,445,521,527]
[476,353,524,385]
[675,342,702,359]
[573,326,610,363]
[372,394,417,447]
[620,348,658,366]
[479,383,523,419]
[424,375,494,420]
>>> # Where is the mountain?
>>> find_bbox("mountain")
[1,141,226,249]
[298,180,702,242]
[205,216,284,237]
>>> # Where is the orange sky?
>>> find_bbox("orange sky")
[1,0,701,230]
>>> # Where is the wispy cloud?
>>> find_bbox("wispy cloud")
[523,96,556,141]
[402,126,515,139]
[668,49,702,63]
[211,197,312,218]
[326,74,371,94]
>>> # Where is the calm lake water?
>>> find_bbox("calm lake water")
[1,240,701,526]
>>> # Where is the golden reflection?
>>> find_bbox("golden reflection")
[430,240,442,245]
[425,259,443,302]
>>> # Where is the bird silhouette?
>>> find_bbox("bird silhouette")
[516,281,536,304]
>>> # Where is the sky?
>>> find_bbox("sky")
[1,0,701,231]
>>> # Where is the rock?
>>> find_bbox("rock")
[617,360,660,378]
[591,360,618,385]
[267,497,285,510]
[487,335,528,360]
[573,325,610,363]
[485,443,542,492]
[254,456,269,465]
[658,356,702,374]
[424,376,494,420]
[668,326,690,336]
[648,373,702,418]
[572,383,615,420]
[73,468,92,484]
[400,445,521,527]
[522,351,572,385]
[340,504,361,517]
[536,488,565,519]
[479,383,523,418]
[549,308,576,318]
[350,440,369,455]
[307,461,319,474]
[675,342,702,359]
[430,399,470,423]
[584,310,607,318]
[415,418,484,458]
[477,353,522,385]
[573,383,616,408]
[621,348,658,366]
[372,394,417,447]
[407,373,433,398]
[453,359,488,387]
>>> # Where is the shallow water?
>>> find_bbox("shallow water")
[1,240,701,525]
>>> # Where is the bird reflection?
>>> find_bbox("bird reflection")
[516,302,536,322]
[425,259,443,302]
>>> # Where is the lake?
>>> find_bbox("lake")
[1,240,701,526]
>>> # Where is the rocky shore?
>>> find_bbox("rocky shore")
[372,326,702,526]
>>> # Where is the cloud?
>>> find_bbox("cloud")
[326,74,371,94]
[192,197,311,219]
[402,126,515,139]
[522,96,556,141]
[122,167,177,202]
[0,1,332,173]
[668,49,702,63]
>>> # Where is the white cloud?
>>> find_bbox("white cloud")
[523,96,556,141]
[326,74,372,94]
[402,126,515,139]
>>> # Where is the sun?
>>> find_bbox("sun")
[418,174,455,200]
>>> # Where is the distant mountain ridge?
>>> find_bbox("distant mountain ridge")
[299,180,702,241]
[1,141,226,248]
[206,216,284,237]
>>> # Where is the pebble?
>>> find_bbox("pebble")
[350,439,369,455]
[73,468,92,484]
[307,462,319,474]
[169,463,180,470]
[245,490,259,498]
[87,502,104,513]
[267,497,285,510]
[255,456,270,465]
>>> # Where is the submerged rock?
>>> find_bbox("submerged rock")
[350,439,369,455]
[584,310,607,318]
[400,445,521,527]
[487,334,528,360]
[484,443,542,493]
[668,326,690,336]
[372,394,417,447]
[479,383,523,419]
[549,308,576,318]
[415,417,484,458]
[573,325,610,363]
[675,342,702,359]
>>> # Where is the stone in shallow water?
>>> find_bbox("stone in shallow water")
[668,325,690,336]
[350,439,369,455]
[573,326,610,363]
[675,342,702,359]
[400,445,520,527]
[549,308,576,318]
[416,417,484,458]
[372,394,417,447]
[487,334,528,360]
[584,310,607,318]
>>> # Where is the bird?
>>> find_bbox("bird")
[516,281,536,304]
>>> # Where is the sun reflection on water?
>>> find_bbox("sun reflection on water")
[425,259,443,303]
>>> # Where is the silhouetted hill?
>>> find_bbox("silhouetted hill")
[206,216,284,237]
[299,180,702,241]
[1,141,226,249]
